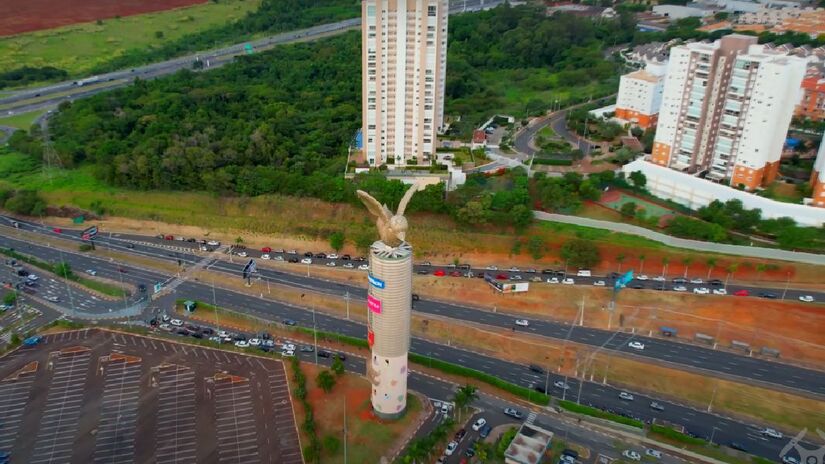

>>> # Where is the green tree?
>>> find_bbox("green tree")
[54,262,73,279]
[453,384,479,409]
[3,291,17,306]
[526,236,546,260]
[329,231,345,253]
[561,239,601,269]
[322,435,341,455]
[316,370,336,393]
[638,254,646,274]
[706,258,717,279]
[4,190,46,216]
[331,356,345,377]
[681,257,693,278]
[619,201,637,218]
[628,170,647,190]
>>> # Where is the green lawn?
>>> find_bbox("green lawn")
[0,0,261,78]
[0,109,46,130]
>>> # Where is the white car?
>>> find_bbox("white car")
[358,264,369,271]
[159,323,172,331]
[485,265,498,271]
[207,240,220,246]
[208,336,222,343]
[327,253,339,259]
[236,251,248,257]
[619,392,634,401]
[652,276,666,282]
[593,280,606,286]
[628,341,645,350]
[554,381,570,390]
[645,449,662,459]
[343,262,354,269]
[547,277,560,284]
[673,285,688,292]
[509,267,520,272]
[762,428,783,439]
[287,249,297,254]
[782,456,800,464]
[712,288,727,295]
[170,319,184,327]
[281,349,295,357]
[690,278,703,284]
[85,269,97,276]
[623,450,641,461]
[799,295,815,303]
[515,319,529,327]
[27,274,39,281]
[248,338,261,346]
[274,255,284,261]
[234,340,249,348]
[693,287,710,295]
[217,330,229,338]
[325,262,337,267]
[282,343,296,351]
[44,295,59,302]
[301,258,312,265]
[261,254,271,260]
[445,441,458,456]
[636,274,649,281]
[562,278,575,285]
[472,417,487,431]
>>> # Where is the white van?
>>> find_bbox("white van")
[576,270,591,277]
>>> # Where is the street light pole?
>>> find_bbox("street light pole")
[781,272,790,300]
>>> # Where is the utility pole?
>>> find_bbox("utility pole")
[781,272,790,300]
[345,291,350,320]
[707,382,718,412]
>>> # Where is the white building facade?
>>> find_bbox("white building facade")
[361,0,449,167]
[615,63,667,129]
[652,34,806,190]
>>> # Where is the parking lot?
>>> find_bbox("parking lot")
[0,328,302,464]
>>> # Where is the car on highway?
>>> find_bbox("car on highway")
[554,381,570,390]
[762,428,783,439]
[708,279,723,286]
[434,270,446,277]
[734,289,750,297]
[799,295,815,303]
[85,269,97,276]
[503,407,523,419]
[300,345,314,353]
[622,450,641,461]
[636,275,649,281]
[671,277,687,284]
[619,391,634,401]
[593,280,606,286]
[300,258,312,265]
[729,442,748,452]
[628,341,645,350]
[652,276,666,282]
[689,278,703,284]
[283,319,297,326]
[514,319,529,327]
[649,401,665,411]
[562,278,575,285]
[471,418,487,431]
[712,288,727,295]
[645,449,663,459]
[693,287,710,295]
[261,254,271,260]
[528,364,545,374]
[547,277,560,284]
[673,285,687,292]
[759,292,778,299]
[445,441,458,456]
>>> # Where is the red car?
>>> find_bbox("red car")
[450,271,462,277]
[734,289,749,297]
[52,227,62,234]
[164,235,174,240]
[433,269,446,277]
[496,273,508,280]
[261,247,272,253]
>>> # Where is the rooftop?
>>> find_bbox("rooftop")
[504,423,554,464]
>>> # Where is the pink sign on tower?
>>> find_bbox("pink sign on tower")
[367,295,382,314]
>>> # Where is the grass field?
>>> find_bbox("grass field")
[0,109,46,130]
[0,0,261,78]
[601,191,677,218]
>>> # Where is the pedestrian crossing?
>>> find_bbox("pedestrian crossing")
[526,411,537,425]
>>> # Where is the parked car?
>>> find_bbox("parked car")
[712,288,727,295]
[729,442,749,452]
[454,429,467,441]
[593,280,606,286]
[261,247,272,253]
[673,286,688,292]
[693,287,710,295]
[261,254,271,260]
[645,449,663,459]
[562,278,575,285]
[434,270,446,277]
[650,401,665,411]
[628,341,645,350]
[234,340,249,348]
[300,258,312,265]
[799,295,815,303]
[236,251,248,257]
[636,274,649,281]
[619,392,634,401]
[479,424,492,438]
[170,319,184,327]
[734,289,750,297]
[672,277,687,284]
[445,441,458,456]
[689,278,704,284]
[471,418,487,431]
[622,450,641,461]
[759,292,778,299]
[547,277,560,284]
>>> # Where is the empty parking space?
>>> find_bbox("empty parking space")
[213,374,260,463]
[269,370,303,464]
[155,363,198,464]
[94,354,142,464]
[0,364,36,450]
[30,347,92,464]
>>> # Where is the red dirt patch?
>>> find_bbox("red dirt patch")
[0,0,207,36]
[600,188,622,203]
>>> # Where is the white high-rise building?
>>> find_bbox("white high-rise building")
[361,0,449,167]
[615,63,667,129]
[652,34,807,190]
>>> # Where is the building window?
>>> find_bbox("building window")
[428,5,436,16]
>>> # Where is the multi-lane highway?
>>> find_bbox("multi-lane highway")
[0,0,504,117]
[4,216,825,401]
[0,219,820,461]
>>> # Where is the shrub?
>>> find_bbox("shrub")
[650,424,706,445]
[558,400,644,428]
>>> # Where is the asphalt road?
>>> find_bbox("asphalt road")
[4,216,825,400]
[0,223,818,460]
[0,0,504,116]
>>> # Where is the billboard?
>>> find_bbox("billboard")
[81,225,98,241]
[368,274,385,289]
[367,295,382,314]
[614,270,634,290]
[242,259,257,279]
[484,273,529,293]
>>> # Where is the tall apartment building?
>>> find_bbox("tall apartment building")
[810,134,825,208]
[361,0,449,167]
[797,74,825,120]
[652,34,807,190]
[615,63,667,129]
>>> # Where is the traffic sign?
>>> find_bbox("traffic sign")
[153,282,162,294]
[81,225,98,241]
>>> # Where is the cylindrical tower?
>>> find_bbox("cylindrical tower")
[366,241,412,419]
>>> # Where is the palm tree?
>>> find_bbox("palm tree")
[682,257,693,278]
[706,258,717,280]
[616,254,625,272]
[638,254,646,274]
[661,257,670,277]
[756,263,767,281]
[453,384,479,422]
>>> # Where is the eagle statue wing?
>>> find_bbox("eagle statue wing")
[357,190,392,221]
[396,182,419,216]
